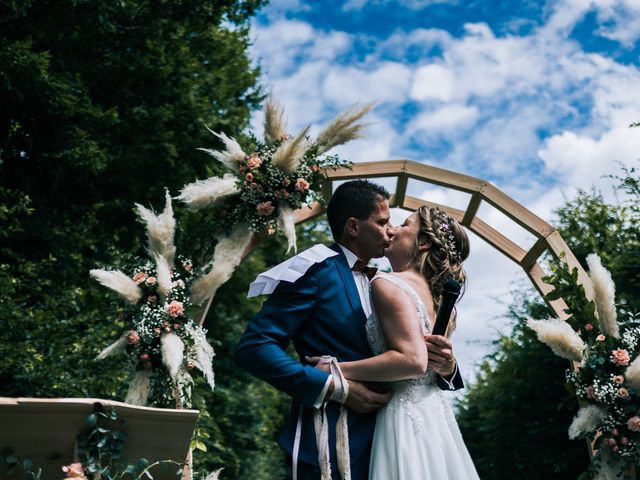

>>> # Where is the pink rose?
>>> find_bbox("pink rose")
[612,428,619,436]
[274,190,282,199]
[282,178,291,187]
[295,178,310,192]
[280,133,290,141]
[256,201,275,216]
[596,334,606,342]
[184,262,192,272]
[612,348,630,366]
[614,375,625,385]
[146,276,157,286]
[147,295,158,303]
[280,189,289,198]
[166,300,184,318]
[62,462,86,479]
[621,437,630,446]
[311,164,319,172]
[618,387,629,399]
[250,182,258,189]
[173,323,180,330]
[186,360,196,370]
[139,353,150,362]
[132,272,148,284]
[246,154,262,170]
[603,438,616,447]
[246,172,254,181]
[126,330,140,345]
[627,416,640,432]
[584,323,593,331]
[585,385,598,400]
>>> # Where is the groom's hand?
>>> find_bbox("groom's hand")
[425,334,457,378]
[345,380,392,414]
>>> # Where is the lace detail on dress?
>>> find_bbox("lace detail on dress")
[366,273,444,434]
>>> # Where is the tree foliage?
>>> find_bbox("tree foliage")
[457,167,640,479]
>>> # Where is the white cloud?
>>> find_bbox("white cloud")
[410,104,479,134]
[342,0,455,12]
[411,64,455,101]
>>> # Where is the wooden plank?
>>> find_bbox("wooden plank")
[393,173,409,208]
[480,183,553,237]
[469,217,527,264]
[0,397,198,480]
[403,161,485,193]
[462,191,483,227]
[294,201,325,223]
[325,160,408,179]
[520,237,549,270]
[402,196,466,222]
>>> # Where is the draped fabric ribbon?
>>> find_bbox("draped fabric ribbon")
[292,356,351,480]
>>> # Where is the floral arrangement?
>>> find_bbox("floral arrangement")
[176,98,371,306]
[528,253,640,479]
[91,193,215,409]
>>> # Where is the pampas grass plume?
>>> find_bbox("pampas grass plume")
[278,206,297,254]
[315,103,374,155]
[198,128,246,172]
[125,369,151,406]
[135,190,176,267]
[203,468,224,480]
[154,253,172,299]
[625,355,640,391]
[264,97,287,145]
[587,253,619,338]
[194,331,215,390]
[161,332,185,382]
[527,318,585,361]
[90,269,142,304]
[568,404,606,439]
[190,225,254,305]
[271,125,310,174]
[176,173,240,210]
[96,336,127,360]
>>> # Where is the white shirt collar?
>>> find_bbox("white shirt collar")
[338,244,359,268]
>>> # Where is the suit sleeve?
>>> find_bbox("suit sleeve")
[234,265,330,408]
[436,363,464,391]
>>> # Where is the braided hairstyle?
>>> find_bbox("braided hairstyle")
[414,206,470,335]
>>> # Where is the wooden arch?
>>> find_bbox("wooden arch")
[292,160,593,318]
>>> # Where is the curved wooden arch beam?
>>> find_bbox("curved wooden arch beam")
[292,160,592,320]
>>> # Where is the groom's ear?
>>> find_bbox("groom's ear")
[345,217,359,237]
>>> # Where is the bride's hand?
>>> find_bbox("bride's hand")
[305,355,331,373]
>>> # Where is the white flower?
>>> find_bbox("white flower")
[90,269,142,304]
[587,253,619,338]
[161,332,185,382]
[568,405,606,439]
[527,318,585,361]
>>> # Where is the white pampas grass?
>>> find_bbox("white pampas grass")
[278,206,297,254]
[203,468,224,480]
[190,224,254,305]
[193,328,215,390]
[568,405,606,439]
[174,366,194,408]
[314,103,374,155]
[271,125,310,173]
[135,190,176,267]
[161,332,185,382]
[527,318,586,361]
[177,173,241,210]
[264,98,287,145]
[90,269,142,304]
[124,369,151,406]
[197,129,246,172]
[96,336,127,360]
[154,253,172,299]
[625,355,640,391]
[587,253,619,338]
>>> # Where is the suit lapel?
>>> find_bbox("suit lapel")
[330,244,365,317]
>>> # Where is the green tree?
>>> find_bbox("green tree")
[457,169,640,479]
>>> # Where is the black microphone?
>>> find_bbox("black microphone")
[431,279,461,336]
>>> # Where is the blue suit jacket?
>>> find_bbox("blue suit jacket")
[234,244,463,467]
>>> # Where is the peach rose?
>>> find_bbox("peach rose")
[245,172,254,181]
[295,178,310,192]
[132,272,147,284]
[618,387,629,399]
[246,154,262,170]
[146,276,157,286]
[62,462,86,479]
[166,300,184,318]
[256,201,275,216]
[139,353,150,362]
[596,334,606,342]
[621,437,630,446]
[126,330,140,345]
[627,416,640,432]
[612,348,630,366]
[584,323,593,331]
[614,375,625,385]
[187,360,196,370]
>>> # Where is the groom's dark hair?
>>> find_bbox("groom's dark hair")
[327,179,390,241]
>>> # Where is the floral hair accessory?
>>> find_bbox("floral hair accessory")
[435,209,460,262]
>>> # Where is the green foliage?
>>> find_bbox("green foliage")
[457,167,640,479]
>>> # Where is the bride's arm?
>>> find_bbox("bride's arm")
[335,277,428,382]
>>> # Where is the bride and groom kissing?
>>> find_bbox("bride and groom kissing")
[235,179,480,480]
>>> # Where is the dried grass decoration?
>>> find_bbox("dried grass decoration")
[91,192,215,408]
[177,98,372,306]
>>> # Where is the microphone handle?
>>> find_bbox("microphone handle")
[432,290,459,336]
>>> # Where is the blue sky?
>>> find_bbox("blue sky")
[246,0,640,385]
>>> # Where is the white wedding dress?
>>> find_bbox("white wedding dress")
[366,273,480,480]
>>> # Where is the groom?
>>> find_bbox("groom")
[234,179,463,479]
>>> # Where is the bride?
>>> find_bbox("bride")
[313,206,479,480]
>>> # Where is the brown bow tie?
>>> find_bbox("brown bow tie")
[352,259,378,280]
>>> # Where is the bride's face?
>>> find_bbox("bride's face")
[385,212,421,267]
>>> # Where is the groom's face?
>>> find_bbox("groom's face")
[354,199,393,260]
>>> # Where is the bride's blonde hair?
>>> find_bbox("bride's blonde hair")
[413,206,469,335]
